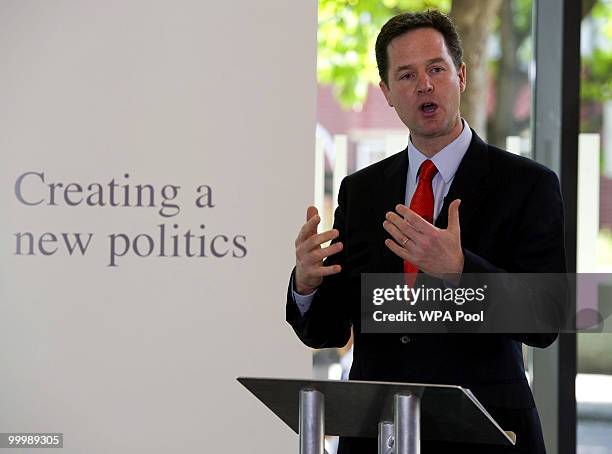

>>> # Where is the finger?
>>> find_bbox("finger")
[383,219,415,247]
[313,241,344,262]
[314,263,342,277]
[306,205,318,222]
[301,260,342,276]
[300,228,340,253]
[385,211,423,240]
[395,204,436,233]
[447,199,461,234]
[300,243,341,267]
[296,213,321,244]
[384,238,411,261]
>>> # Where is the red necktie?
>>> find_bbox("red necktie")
[404,160,438,281]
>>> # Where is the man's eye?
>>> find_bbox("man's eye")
[431,67,444,73]
[400,73,414,80]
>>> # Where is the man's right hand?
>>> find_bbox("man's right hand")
[294,206,343,295]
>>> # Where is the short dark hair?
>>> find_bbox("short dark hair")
[375,10,463,84]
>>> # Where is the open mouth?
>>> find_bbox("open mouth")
[420,102,438,113]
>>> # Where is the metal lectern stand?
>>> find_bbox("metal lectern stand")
[238,377,516,454]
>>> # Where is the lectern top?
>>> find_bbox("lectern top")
[237,377,514,446]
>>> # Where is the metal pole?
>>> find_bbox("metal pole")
[378,421,394,454]
[394,393,420,454]
[299,388,325,454]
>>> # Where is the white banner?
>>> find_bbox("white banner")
[0,1,316,452]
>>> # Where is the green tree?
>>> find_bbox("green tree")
[581,1,612,107]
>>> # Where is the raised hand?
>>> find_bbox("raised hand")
[383,199,464,282]
[294,206,343,294]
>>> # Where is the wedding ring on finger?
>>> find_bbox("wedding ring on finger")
[401,237,409,247]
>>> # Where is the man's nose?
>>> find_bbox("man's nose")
[416,75,433,94]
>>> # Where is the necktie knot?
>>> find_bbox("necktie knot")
[419,159,438,182]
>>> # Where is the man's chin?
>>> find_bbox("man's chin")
[410,118,459,139]
[411,125,448,139]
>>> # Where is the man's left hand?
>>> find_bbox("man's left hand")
[383,199,464,281]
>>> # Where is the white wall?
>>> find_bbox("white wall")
[0,1,315,452]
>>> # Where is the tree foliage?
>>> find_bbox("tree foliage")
[582,0,612,103]
[318,0,450,109]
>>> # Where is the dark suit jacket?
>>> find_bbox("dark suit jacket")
[286,130,566,454]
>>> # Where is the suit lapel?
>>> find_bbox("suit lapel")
[378,149,409,273]
[435,130,491,230]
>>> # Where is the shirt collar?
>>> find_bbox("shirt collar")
[407,119,473,185]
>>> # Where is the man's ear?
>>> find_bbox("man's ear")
[379,80,393,107]
[458,63,467,93]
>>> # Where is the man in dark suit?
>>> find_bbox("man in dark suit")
[286,10,566,454]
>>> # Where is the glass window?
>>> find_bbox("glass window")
[578,1,612,452]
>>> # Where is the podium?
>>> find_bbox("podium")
[238,377,516,454]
